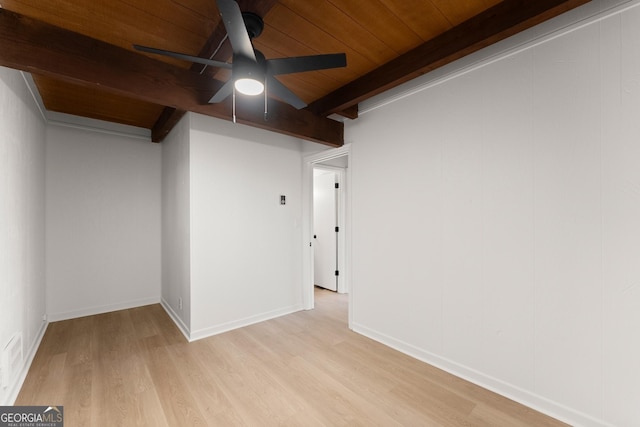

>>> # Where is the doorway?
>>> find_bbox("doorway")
[313,167,340,292]
[302,144,351,327]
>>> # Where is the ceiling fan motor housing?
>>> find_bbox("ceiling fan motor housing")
[233,51,266,82]
[242,12,264,39]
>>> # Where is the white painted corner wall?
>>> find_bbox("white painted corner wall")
[188,114,304,340]
[3,66,305,408]
[45,125,162,321]
[160,113,192,336]
[0,67,46,405]
[160,113,306,341]
[346,2,640,426]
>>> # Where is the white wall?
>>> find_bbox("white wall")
[188,114,304,339]
[46,126,161,320]
[346,2,640,426]
[0,68,46,404]
[161,114,191,334]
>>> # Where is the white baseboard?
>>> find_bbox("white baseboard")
[3,320,48,406]
[351,322,613,427]
[160,298,190,342]
[188,304,304,342]
[47,296,161,322]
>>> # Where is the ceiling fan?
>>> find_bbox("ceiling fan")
[134,0,347,111]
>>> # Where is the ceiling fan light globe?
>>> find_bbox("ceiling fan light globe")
[235,78,264,96]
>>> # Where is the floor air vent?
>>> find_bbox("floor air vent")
[1,333,22,389]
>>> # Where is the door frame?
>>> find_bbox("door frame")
[302,144,352,326]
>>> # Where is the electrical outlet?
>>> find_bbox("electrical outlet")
[178,297,183,310]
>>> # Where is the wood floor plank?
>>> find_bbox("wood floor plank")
[24,352,67,405]
[297,341,443,425]
[65,316,94,366]
[61,361,92,425]
[15,291,568,426]
[165,341,247,426]
[140,343,207,426]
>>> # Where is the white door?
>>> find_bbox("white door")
[313,170,337,291]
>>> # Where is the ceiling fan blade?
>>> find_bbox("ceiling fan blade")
[267,53,347,76]
[209,79,234,104]
[217,0,256,61]
[266,75,307,110]
[134,44,232,69]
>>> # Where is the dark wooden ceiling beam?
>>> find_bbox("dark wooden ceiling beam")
[0,8,342,147]
[151,107,186,142]
[308,0,591,116]
[336,104,358,120]
[153,0,280,142]
[150,21,227,142]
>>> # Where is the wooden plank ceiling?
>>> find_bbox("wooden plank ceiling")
[0,0,590,146]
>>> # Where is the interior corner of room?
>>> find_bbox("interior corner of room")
[2,0,640,426]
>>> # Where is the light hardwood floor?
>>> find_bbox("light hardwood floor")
[16,288,567,426]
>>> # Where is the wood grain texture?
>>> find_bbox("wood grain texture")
[33,75,165,129]
[0,8,343,146]
[152,0,281,142]
[0,0,592,137]
[16,289,568,427]
[0,0,594,138]
[308,0,592,116]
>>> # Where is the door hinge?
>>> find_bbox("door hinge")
[335,270,340,276]
[335,226,339,232]
[335,182,340,189]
